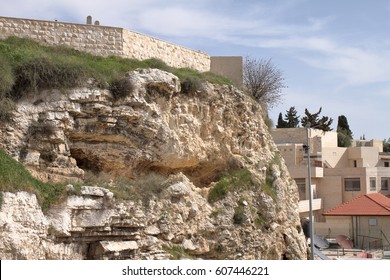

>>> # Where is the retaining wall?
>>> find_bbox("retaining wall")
[0,16,210,72]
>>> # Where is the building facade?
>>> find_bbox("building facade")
[271,128,390,241]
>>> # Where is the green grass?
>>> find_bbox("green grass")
[0,36,232,120]
[0,149,66,211]
[254,214,267,228]
[162,244,192,260]
[83,172,167,206]
[260,152,281,201]
[208,168,254,203]
[261,176,276,200]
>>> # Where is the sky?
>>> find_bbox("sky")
[2,0,390,140]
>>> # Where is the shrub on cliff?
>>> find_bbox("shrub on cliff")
[208,169,254,203]
[0,54,15,121]
[109,77,135,100]
[243,56,286,111]
[12,56,90,99]
[0,36,232,117]
[180,77,202,94]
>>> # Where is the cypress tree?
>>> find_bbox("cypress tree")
[276,112,288,128]
[337,115,353,147]
[284,106,300,128]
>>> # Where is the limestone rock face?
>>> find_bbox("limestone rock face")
[0,69,306,259]
[0,192,85,259]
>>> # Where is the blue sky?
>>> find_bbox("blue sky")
[2,0,390,140]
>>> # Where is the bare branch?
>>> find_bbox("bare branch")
[243,56,286,110]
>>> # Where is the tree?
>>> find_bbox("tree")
[284,106,300,128]
[300,107,333,131]
[276,112,288,128]
[337,115,353,147]
[276,106,300,128]
[384,138,390,152]
[243,56,286,111]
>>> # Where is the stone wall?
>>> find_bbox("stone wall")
[0,16,124,57]
[122,29,210,72]
[0,16,210,71]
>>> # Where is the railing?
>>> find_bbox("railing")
[357,235,382,250]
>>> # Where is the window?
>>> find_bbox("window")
[370,177,376,191]
[381,178,389,191]
[344,178,361,191]
[385,162,390,168]
[369,218,377,226]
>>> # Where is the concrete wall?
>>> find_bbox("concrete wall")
[0,16,211,72]
[348,147,381,168]
[210,56,243,86]
[322,147,348,168]
[353,139,383,152]
[315,217,352,238]
[271,128,308,144]
[271,128,337,150]
[317,175,343,212]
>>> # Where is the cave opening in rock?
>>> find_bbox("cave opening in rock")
[70,148,103,174]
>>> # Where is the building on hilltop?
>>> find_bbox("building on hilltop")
[0,15,243,85]
[271,128,390,248]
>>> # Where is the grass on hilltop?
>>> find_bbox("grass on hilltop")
[0,36,231,120]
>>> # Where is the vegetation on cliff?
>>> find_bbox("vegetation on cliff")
[0,36,231,120]
[0,149,65,210]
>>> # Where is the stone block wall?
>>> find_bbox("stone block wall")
[0,16,124,57]
[122,29,210,72]
[0,16,211,72]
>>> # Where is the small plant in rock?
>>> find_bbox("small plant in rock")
[109,77,135,100]
[209,207,224,218]
[19,146,29,161]
[180,77,203,94]
[233,205,246,225]
[208,168,254,203]
[255,213,266,228]
[162,244,191,260]
[261,176,276,201]
[0,97,15,122]
[87,173,167,206]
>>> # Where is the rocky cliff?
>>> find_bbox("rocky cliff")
[0,68,306,259]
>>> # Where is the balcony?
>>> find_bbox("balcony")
[298,198,322,213]
[287,166,324,178]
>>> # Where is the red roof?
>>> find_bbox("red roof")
[323,193,390,216]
